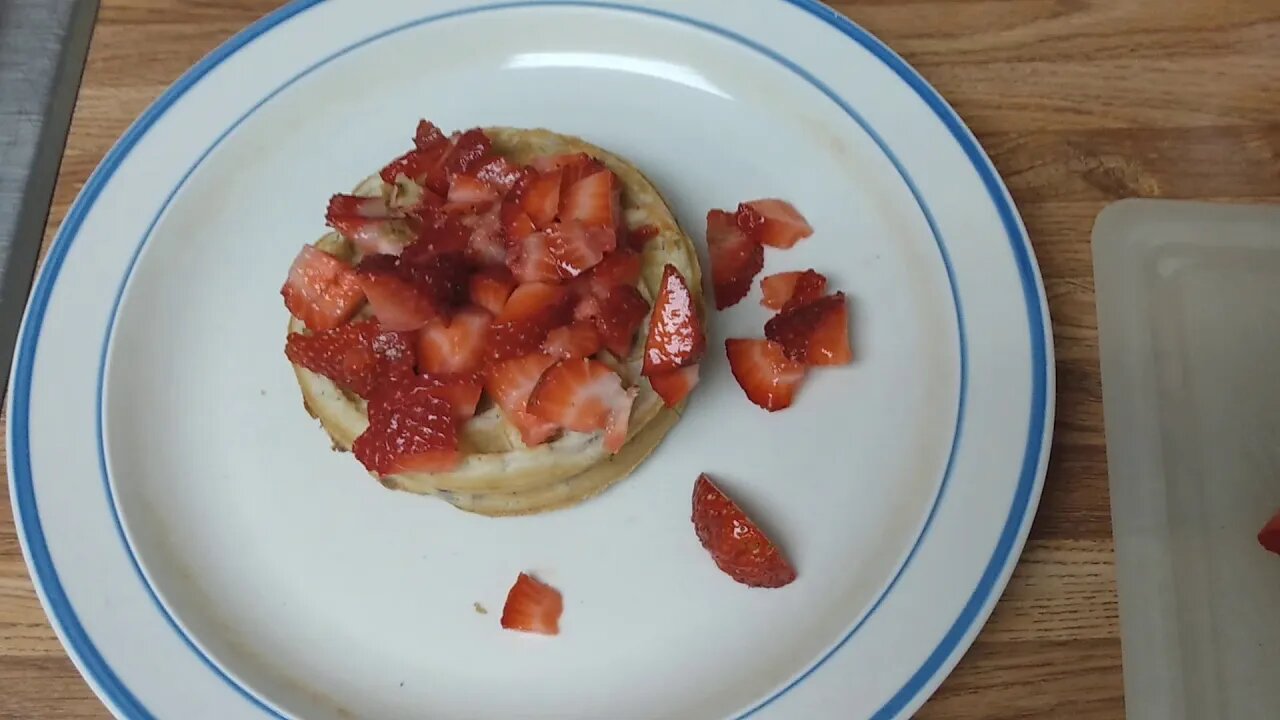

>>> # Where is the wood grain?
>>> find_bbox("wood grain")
[5,0,1277,716]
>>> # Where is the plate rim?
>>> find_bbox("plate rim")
[6,1,1055,718]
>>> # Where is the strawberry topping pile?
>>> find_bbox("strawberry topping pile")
[280,120,707,476]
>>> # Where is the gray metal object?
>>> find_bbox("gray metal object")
[1094,199,1280,720]
[0,0,99,398]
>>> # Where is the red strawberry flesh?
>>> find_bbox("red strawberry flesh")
[692,474,796,588]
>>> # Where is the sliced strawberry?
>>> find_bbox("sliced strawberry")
[284,319,415,399]
[472,156,528,195]
[397,251,470,312]
[484,353,560,446]
[706,209,764,310]
[353,377,460,476]
[643,264,705,376]
[1259,509,1280,555]
[528,358,635,453]
[500,573,563,636]
[380,144,452,196]
[405,208,472,257]
[447,175,499,205]
[488,283,572,361]
[414,120,447,150]
[469,266,517,316]
[560,169,620,229]
[543,321,604,360]
[281,246,365,332]
[573,293,602,323]
[531,152,606,187]
[520,169,562,229]
[355,256,439,331]
[578,247,641,298]
[763,293,852,366]
[417,306,492,375]
[760,269,828,311]
[507,222,607,283]
[459,205,507,267]
[725,338,806,412]
[594,285,649,358]
[326,194,409,256]
[627,223,661,251]
[444,128,494,177]
[500,201,538,245]
[413,373,484,420]
[648,364,700,408]
[737,199,813,249]
[692,474,797,588]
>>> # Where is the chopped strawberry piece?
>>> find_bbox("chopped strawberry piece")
[353,377,461,475]
[560,169,620,229]
[405,208,472,257]
[281,246,365,332]
[397,251,470,312]
[643,264,705,376]
[488,283,572,361]
[459,205,507,267]
[627,223,661,251]
[692,474,797,588]
[413,373,484,420]
[381,144,452,196]
[527,358,636,453]
[500,201,538,245]
[725,338,806,412]
[500,573,563,636]
[648,364,700,408]
[519,169,562,229]
[543,321,604,360]
[531,152,606,187]
[469,266,517,316]
[507,222,607,283]
[579,247,641,298]
[594,285,649,358]
[737,199,813,249]
[447,175,499,205]
[763,293,852,366]
[284,319,414,399]
[445,128,493,177]
[416,306,492,375]
[326,194,409,256]
[484,353,560,446]
[1260,509,1280,555]
[706,209,764,310]
[760,269,828,311]
[573,293,602,323]
[355,256,440,331]
[414,120,447,150]
[472,156,528,195]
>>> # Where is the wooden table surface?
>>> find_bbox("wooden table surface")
[2,0,1277,717]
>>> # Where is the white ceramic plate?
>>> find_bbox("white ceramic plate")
[7,1,1053,718]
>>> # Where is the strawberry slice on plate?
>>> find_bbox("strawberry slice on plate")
[447,175,499,205]
[725,338,806,412]
[507,222,609,283]
[760,269,828,311]
[643,264,705,376]
[355,256,441,332]
[543,320,604,360]
[706,208,764,310]
[484,353,560,446]
[353,377,461,475]
[648,364,700,408]
[500,573,563,636]
[518,169,563,229]
[281,245,365,332]
[736,199,813,249]
[692,474,797,588]
[527,358,636,453]
[578,247,642,298]
[472,156,527,195]
[416,306,492,375]
[764,292,853,366]
[413,120,447,150]
[413,373,484,421]
[284,319,415,399]
[593,285,650,358]
[1259,509,1280,555]
[500,201,538,246]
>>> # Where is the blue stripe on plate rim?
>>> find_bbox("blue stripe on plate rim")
[5,1,1051,719]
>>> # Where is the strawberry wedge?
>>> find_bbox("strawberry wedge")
[527,358,635,453]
